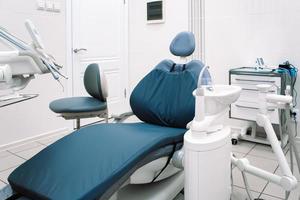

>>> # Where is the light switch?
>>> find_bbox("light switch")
[45,1,54,11]
[53,2,61,12]
[36,0,45,10]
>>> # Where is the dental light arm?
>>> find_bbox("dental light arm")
[232,84,298,191]
[0,20,67,102]
[25,20,45,50]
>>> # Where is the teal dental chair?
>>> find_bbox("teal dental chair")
[49,63,109,129]
[4,32,211,200]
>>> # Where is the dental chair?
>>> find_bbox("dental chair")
[4,32,210,200]
[49,63,108,129]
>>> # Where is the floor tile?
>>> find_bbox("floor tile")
[232,155,278,193]
[0,167,16,184]
[263,182,288,199]
[15,146,45,160]
[286,150,300,167]
[0,155,25,172]
[231,186,260,200]
[0,151,11,159]
[232,141,256,154]
[0,180,6,189]
[248,144,278,161]
[263,165,299,199]
[8,142,42,154]
[260,194,283,199]
[37,134,66,146]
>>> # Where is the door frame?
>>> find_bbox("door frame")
[188,0,206,62]
[65,0,130,107]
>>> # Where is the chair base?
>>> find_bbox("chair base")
[110,171,184,200]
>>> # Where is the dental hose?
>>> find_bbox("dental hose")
[241,171,254,200]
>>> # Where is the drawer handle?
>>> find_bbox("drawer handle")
[235,104,275,112]
[242,88,276,93]
[235,78,276,83]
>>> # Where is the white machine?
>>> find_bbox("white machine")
[0,20,66,105]
[184,66,299,200]
[184,66,241,200]
[232,84,299,200]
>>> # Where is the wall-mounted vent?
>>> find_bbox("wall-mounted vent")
[147,1,164,23]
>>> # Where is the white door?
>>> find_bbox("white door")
[72,0,129,126]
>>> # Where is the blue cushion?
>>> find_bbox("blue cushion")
[130,59,209,128]
[84,63,106,102]
[8,123,186,200]
[49,97,107,113]
[169,32,195,57]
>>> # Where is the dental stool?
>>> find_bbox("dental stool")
[49,63,108,129]
[7,32,211,200]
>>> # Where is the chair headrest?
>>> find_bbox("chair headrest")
[169,32,195,57]
[84,63,108,102]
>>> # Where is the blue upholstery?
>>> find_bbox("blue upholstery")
[49,97,107,113]
[169,32,195,57]
[8,123,186,200]
[84,63,106,102]
[130,59,209,128]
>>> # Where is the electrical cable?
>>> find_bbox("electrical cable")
[151,143,177,183]
[241,171,254,200]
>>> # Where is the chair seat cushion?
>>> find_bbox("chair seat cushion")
[49,97,107,113]
[8,123,186,200]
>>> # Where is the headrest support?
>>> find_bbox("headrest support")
[169,32,195,57]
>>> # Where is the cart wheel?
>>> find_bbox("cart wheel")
[231,138,238,145]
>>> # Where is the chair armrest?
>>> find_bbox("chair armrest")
[111,111,134,123]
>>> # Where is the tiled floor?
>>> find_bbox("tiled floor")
[0,119,299,200]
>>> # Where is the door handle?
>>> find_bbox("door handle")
[73,48,87,53]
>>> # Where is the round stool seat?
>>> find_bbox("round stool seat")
[49,97,107,114]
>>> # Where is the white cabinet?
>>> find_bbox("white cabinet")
[229,67,292,146]
[230,74,281,124]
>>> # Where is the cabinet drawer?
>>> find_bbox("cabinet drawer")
[231,74,281,87]
[232,83,278,102]
[231,101,279,124]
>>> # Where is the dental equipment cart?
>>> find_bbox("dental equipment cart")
[229,67,294,147]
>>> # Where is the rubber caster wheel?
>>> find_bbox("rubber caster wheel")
[231,138,238,145]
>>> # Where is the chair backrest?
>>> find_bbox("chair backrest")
[84,63,108,102]
[130,32,211,128]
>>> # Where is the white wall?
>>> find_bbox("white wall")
[0,0,71,146]
[128,0,189,90]
[203,0,300,129]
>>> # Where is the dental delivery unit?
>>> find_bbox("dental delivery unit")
[0,20,66,106]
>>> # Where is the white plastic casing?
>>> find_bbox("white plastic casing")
[0,65,12,83]
[184,126,232,200]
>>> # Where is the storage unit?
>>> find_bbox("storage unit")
[229,67,293,146]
